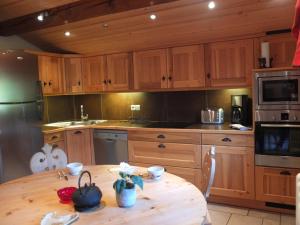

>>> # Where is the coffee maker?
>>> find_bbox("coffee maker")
[231,95,249,125]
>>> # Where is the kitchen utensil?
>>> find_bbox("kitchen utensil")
[201,108,224,124]
[147,166,165,180]
[67,162,83,176]
[61,171,68,181]
[72,170,102,212]
[57,187,77,203]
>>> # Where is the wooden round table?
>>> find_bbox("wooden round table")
[0,165,207,225]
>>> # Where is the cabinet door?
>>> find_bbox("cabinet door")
[66,129,92,165]
[208,39,254,87]
[170,45,205,88]
[133,49,168,90]
[38,56,64,95]
[258,34,296,68]
[131,162,202,189]
[202,145,255,199]
[107,53,131,91]
[82,56,106,93]
[64,58,83,93]
[255,166,299,205]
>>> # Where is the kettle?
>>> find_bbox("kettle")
[72,170,102,212]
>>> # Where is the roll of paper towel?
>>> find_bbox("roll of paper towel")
[261,42,270,68]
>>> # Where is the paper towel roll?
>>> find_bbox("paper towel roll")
[261,42,270,67]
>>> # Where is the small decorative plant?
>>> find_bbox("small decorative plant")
[113,172,143,208]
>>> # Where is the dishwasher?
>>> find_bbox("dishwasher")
[93,129,128,165]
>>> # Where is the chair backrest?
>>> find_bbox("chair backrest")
[202,145,216,200]
[30,143,67,173]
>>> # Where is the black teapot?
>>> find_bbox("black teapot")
[72,170,102,212]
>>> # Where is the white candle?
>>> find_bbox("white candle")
[261,42,270,68]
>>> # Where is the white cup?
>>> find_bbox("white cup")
[147,166,165,180]
[67,162,83,176]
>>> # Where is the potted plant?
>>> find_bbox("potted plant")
[113,172,143,208]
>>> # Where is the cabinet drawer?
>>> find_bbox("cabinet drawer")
[131,162,202,189]
[202,133,253,147]
[128,130,201,144]
[44,131,64,143]
[128,140,201,168]
[255,166,299,205]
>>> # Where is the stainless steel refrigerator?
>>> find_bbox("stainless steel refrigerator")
[0,50,44,183]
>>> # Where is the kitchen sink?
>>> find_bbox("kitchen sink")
[44,120,107,127]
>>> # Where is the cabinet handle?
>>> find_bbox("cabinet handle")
[157,134,165,139]
[280,170,291,176]
[222,137,232,142]
[207,73,211,79]
[162,76,166,81]
[158,143,166,149]
[52,144,58,149]
[50,135,58,140]
[168,76,172,81]
[48,81,52,86]
[74,130,82,135]
[108,79,112,84]
[43,82,47,87]
[78,81,81,86]
[103,80,107,84]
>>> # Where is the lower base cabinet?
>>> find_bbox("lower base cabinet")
[131,162,202,189]
[43,131,66,154]
[65,128,93,165]
[255,166,300,205]
[202,145,255,200]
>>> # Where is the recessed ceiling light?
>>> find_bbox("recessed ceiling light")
[37,14,44,22]
[64,31,71,37]
[208,1,216,9]
[149,14,157,20]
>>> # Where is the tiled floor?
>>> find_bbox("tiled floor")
[208,203,296,225]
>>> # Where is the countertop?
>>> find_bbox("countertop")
[42,120,254,135]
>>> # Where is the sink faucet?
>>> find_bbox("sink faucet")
[80,105,88,121]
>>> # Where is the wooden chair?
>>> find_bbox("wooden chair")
[201,145,216,225]
[30,143,67,173]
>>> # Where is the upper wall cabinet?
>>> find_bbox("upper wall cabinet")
[106,53,131,91]
[64,57,83,93]
[169,45,205,89]
[133,45,205,90]
[255,33,296,68]
[207,39,254,88]
[134,49,168,90]
[82,56,106,93]
[38,56,64,95]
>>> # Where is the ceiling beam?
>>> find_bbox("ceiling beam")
[0,0,180,36]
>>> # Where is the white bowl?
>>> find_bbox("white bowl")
[147,166,165,180]
[67,162,83,176]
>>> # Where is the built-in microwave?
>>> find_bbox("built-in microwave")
[254,70,300,110]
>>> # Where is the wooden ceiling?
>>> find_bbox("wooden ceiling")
[0,0,80,22]
[8,0,297,54]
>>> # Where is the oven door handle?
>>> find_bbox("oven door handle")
[260,124,300,128]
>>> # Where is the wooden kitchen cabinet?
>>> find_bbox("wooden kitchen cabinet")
[207,39,254,87]
[64,57,83,93]
[106,53,131,91]
[38,55,64,95]
[82,56,106,93]
[256,33,296,68]
[169,45,205,88]
[202,145,255,199]
[132,162,202,189]
[255,166,299,205]
[133,49,168,90]
[43,131,66,154]
[65,128,93,165]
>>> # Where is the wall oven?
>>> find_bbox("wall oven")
[254,69,300,169]
[254,70,300,110]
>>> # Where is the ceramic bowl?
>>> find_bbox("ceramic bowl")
[67,162,83,176]
[57,187,77,203]
[147,166,165,180]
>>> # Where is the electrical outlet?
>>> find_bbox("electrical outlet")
[130,105,141,111]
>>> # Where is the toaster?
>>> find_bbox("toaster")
[201,108,224,124]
